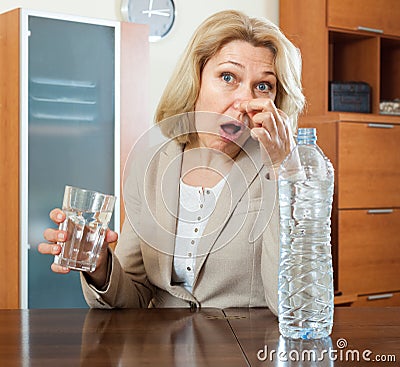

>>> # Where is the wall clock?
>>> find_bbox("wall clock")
[121,0,176,42]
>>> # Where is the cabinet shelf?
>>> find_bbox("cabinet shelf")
[381,37,400,102]
[328,31,378,84]
[325,111,400,124]
[281,0,399,117]
[328,30,400,115]
[327,30,400,114]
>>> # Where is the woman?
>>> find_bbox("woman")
[39,10,305,313]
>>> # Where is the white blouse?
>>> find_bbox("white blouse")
[172,177,227,292]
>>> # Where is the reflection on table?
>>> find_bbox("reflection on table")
[0,307,398,366]
[80,308,246,367]
[0,308,246,367]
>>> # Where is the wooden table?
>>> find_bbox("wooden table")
[225,307,400,366]
[0,307,399,366]
[0,308,247,367]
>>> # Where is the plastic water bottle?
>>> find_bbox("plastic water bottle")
[278,127,334,340]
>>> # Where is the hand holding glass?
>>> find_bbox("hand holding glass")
[54,186,116,272]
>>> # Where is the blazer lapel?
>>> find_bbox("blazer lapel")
[193,139,264,284]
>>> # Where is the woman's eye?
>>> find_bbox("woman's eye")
[256,82,272,93]
[221,73,234,83]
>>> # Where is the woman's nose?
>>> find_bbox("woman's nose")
[233,84,255,108]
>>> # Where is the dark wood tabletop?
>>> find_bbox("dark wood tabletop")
[224,307,400,366]
[0,307,399,367]
[0,308,247,367]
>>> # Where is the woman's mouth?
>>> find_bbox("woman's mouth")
[221,123,242,135]
[219,116,249,141]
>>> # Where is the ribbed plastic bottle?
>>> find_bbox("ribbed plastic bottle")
[278,127,334,340]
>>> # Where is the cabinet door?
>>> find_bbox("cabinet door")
[353,291,400,307]
[338,209,400,295]
[338,122,400,209]
[327,0,400,36]
[27,16,116,308]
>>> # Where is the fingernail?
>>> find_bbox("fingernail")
[250,129,259,140]
[57,232,65,241]
[57,213,63,221]
[53,245,59,253]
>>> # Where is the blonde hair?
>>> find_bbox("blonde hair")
[155,10,305,143]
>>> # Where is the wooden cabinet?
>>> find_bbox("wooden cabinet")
[280,0,328,116]
[329,31,381,113]
[299,113,400,299]
[327,0,400,37]
[281,0,400,307]
[352,291,400,307]
[299,112,400,306]
[0,10,20,310]
[339,209,400,295]
[280,0,400,116]
[338,122,400,208]
[0,8,149,309]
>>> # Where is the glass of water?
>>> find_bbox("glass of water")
[54,185,116,272]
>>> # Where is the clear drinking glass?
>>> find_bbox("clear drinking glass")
[54,185,116,272]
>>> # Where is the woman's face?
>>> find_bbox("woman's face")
[194,40,277,158]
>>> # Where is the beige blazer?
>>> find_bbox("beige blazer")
[81,137,279,314]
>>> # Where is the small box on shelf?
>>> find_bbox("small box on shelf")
[329,81,371,113]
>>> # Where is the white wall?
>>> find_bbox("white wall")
[1,0,279,124]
